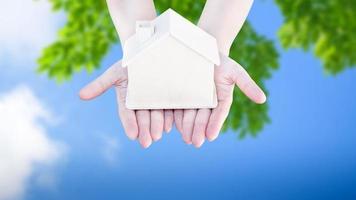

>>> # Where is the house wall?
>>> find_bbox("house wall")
[126,36,217,109]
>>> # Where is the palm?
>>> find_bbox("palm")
[174,55,266,147]
[214,62,236,105]
[79,61,174,148]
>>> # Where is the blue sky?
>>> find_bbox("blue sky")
[0,0,355,200]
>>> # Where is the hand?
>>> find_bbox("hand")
[174,54,266,148]
[79,60,174,148]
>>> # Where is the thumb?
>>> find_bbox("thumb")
[228,58,267,104]
[79,60,124,100]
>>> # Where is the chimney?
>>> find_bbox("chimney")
[136,21,154,43]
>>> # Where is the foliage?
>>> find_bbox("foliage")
[276,0,356,74]
[38,0,117,81]
[38,0,278,138]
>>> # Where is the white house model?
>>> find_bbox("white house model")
[122,9,220,109]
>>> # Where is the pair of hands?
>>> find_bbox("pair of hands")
[79,54,266,148]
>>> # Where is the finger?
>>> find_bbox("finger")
[192,109,211,148]
[228,58,266,104]
[150,110,164,141]
[173,109,184,134]
[79,60,124,100]
[114,86,138,140]
[164,110,174,133]
[136,110,152,148]
[182,109,197,144]
[206,100,232,142]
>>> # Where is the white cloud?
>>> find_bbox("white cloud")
[101,135,120,167]
[0,0,64,65]
[0,85,64,200]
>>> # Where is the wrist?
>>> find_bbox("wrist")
[197,23,231,56]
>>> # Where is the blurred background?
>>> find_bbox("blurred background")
[0,0,355,199]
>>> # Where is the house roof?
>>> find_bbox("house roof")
[122,9,220,67]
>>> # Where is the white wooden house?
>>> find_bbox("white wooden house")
[122,9,220,109]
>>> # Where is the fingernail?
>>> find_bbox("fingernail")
[207,135,217,142]
[152,134,162,142]
[140,140,152,149]
[183,139,192,145]
[165,126,172,133]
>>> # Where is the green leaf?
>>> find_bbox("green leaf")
[275,0,356,74]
